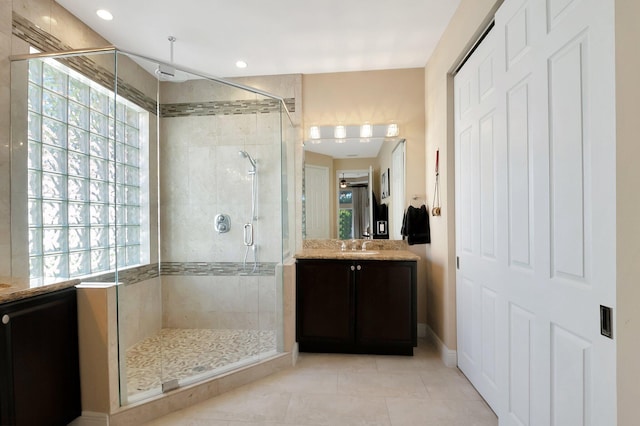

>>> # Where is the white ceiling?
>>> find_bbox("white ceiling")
[56,0,461,78]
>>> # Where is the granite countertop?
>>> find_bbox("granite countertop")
[295,248,420,261]
[297,239,420,261]
[0,279,81,304]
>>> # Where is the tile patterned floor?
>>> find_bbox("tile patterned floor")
[126,328,276,398]
[143,339,498,425]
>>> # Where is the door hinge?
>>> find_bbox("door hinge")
[456,256,460,269]
[162,379,180,393]
[600,305,613,339]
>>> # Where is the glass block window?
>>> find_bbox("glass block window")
[27,57,148,285]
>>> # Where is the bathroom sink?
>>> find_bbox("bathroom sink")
[335,251,379,256]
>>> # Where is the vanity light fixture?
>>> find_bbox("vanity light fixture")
[309,126,320,139]
[360,123,373,138]
[304,123,401,146]
[96,9,113,21]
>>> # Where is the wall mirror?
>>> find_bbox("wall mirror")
[303,125,405,240]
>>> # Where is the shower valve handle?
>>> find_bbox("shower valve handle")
[243,223,254,246]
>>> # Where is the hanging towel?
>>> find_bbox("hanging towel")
[372,192,388,222]
[401,204,431,245]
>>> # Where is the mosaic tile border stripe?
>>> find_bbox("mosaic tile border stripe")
[161,98,295,118]
[160,262,276,277]
[12,12,158,114]
[86,261,275,286]
[90,263,160,286]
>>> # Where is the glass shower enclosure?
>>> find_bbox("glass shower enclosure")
[9,47,295,406]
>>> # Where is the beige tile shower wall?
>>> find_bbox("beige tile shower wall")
[160,114,283,263]
[161,275,276,331]
[11,0,110,60]
[230,75,303,255]
[118,277,162,350]
[160,76,294,264]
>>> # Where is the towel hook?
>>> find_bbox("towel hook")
[432,149,442,216]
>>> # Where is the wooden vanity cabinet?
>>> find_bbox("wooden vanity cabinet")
[296,259,416,355]
[0,287,81,426]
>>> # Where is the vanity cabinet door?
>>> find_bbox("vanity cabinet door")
[296,260,354,346]
[0,287,81,426]
[355,261,416,350]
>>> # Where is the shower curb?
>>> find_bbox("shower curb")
[75,352,294,426]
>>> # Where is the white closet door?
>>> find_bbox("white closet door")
[454,27,501,411]
[455,0,616,423]
[304,165,330,239]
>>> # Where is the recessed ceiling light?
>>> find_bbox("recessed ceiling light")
[96,9,113,21]
[235,60,248,69]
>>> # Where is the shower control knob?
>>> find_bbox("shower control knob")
[2,314,9,325]
[214,214,231,233]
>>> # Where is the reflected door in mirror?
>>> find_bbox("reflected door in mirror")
[305,165,330,238]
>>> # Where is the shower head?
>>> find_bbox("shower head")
[155,36,188,82]
[239,150,257,171]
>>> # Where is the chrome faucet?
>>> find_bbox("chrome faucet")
[362,241,373,251]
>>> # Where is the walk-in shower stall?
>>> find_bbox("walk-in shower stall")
[9,47,296,405]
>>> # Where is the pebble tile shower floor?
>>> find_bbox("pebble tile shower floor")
[126,328,276,397]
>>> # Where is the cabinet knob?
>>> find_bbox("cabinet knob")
[350,265,355,271]
[357,265,362,271]
[1,314,9,325]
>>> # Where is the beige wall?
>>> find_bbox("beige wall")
[615,0,640,422]
[424,0,503,350]
[303,69,428,324]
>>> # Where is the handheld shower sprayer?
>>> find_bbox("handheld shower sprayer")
[238,150,257,174]
[239,150,258,271]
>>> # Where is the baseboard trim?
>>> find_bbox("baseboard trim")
[425,325,457,368]
[68,412,109,426]
[417,322,427,338]
[292,342,299,365]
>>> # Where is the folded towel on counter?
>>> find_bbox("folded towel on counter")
[401,205,431,245]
